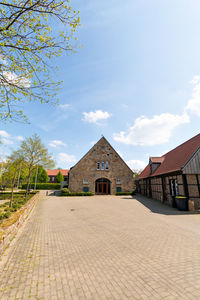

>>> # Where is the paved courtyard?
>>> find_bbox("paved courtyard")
[1,194,200,299]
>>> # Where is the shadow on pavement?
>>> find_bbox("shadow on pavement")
[46,190,61,196]
[121,194,198,216]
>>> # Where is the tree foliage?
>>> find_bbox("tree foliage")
[0,0,80,121]
[19,133,55,195]
[132,169,142,180]
[1,150,25,206]
[32,166,49,183]
[55,170,63,183]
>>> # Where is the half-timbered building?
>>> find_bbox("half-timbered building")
[137,134,200,211]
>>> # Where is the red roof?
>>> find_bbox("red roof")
[150,157,165,163]
[46,169,69,176]
[139,133,200,179]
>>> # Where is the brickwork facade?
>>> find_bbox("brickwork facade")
[69,137,134,194]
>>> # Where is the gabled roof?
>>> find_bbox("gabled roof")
[70,136,133,174]
[46,169,69,176]
[139,133,200,179]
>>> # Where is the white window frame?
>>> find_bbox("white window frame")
[101,161,104,170]
[97,162,100,170]
[105,161,109,170]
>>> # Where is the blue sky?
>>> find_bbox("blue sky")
[1,0,200,170]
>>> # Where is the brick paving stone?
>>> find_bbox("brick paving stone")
[1,194,200,299]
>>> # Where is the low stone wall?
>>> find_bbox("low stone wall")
[0,192,40,256]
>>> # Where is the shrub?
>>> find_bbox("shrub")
[0,211,11,220]
[61,191,94,197]
[21,183,61,190]
[115,191,136,196]
[61,188,70,194]
[55,171,64,183]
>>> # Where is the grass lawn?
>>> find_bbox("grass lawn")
[0,191,38,221]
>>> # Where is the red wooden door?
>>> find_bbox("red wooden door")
[97,183,108,195]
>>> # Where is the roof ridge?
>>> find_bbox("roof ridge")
[161,133,200,157]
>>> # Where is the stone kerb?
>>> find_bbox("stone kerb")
[0,192,40,256]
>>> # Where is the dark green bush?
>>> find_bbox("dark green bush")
[115,191,136,196]
[0,211,11,220]
[61,188,70,194]
[21,183,61,190]
[61,191,94,197]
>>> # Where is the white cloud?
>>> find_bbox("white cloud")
[49,140,67,148]
[82,110,111,124]
[2,71,31,88]
[0,130,10,138]
[57,152,76,168]
[2,138,13,145]
[58,104,71,110]
[15,135,24,141]
[185,76,200,116]
[0,131,23,145]
[113,113,190,146]
[126,159,146,170]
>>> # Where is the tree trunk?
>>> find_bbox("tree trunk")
[10,168,18,208]
[25,169,32,197]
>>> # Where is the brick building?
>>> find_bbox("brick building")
[137,134,200,211]
[46,169,69,185]
[68,136,134,194]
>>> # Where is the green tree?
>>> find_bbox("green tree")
[133,169,142,180]
[55,170,64,183]
[2,151,25,207]
[19,134,55,196]
[0,0,80,122]
[32,166,49,183]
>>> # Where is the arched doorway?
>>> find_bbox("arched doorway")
[95,178,111,195]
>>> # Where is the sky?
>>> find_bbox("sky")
[1,0,200,170]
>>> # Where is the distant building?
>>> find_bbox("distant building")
[68,136,134,194]
[137,134,200,211]
[46,169,69,185]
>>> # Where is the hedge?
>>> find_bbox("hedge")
[61,191,94,197]
[21,183,61,190]
[115,191,136,196]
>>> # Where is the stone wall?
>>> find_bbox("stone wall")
[69,137,134,194]
[0,193,39,256]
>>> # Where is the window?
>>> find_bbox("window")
[175,180,179,195]
[116,187,122,193]
[52,176,54,182]
[101,161,104,170]
[83,179,88,184]
[169,179,179,196]
[105,161,109,170]
[83,187,89,192]
[97,162,100,170]
[116,179,121,184]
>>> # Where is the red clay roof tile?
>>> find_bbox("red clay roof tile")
[139,133,200,179]
[46,169,69,176]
